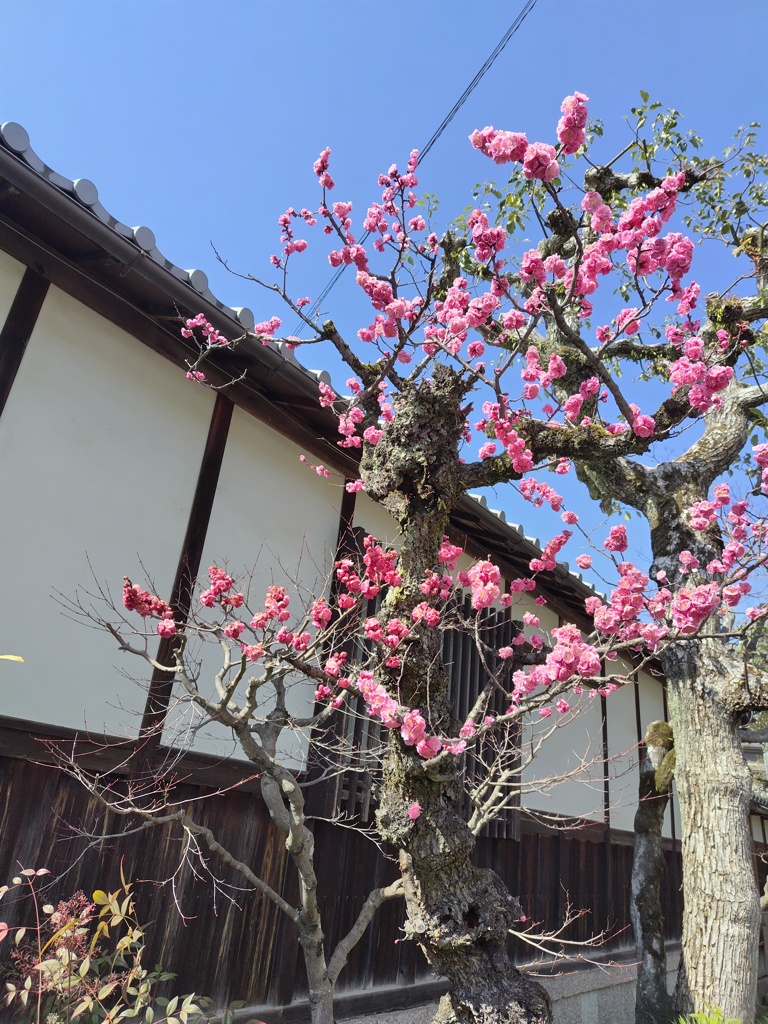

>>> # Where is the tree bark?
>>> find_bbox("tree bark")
[631,721,675,1024]
[662,641,761,1024]
[363,366,553,1024]
[378,747,551,1024]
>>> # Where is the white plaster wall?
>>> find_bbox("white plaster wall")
[353,492,401,548]
[161,407,345,762]
[753,813,767,844]
[604,666,641,833]
[509,589,559,637]
[0,285,215,734]
[0,249,26,325]
[520,691,607,822]
[637,669,666,732]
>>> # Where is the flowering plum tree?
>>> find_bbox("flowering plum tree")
[82,94,768,1024]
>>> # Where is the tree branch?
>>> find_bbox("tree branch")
[327,878,404,984]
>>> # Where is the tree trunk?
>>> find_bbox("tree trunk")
[363,367,553,1023]
[302,940,336,1024]
[662,642,761,1024]
[631,721,675,1024]
[379,747,552,1024]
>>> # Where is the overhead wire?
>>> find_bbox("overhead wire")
[291,0,540,335]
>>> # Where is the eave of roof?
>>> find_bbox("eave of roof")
[0,121,600,625]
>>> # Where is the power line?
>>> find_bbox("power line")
[292,0,539,334]
[419,0,538,164]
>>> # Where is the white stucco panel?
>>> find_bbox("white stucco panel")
[520,691,607,821]
[0,285,216,734]
[605,677,641,833]
[353,492,401,549]
[162,407,345,763]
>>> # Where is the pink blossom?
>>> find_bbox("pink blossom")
[442,740,466,755]
[469,127,528,164]
[604,525,628,553]
[312,598,333,630]
[670,583,720,634]
[401,709,427,746]
[563,395,583,422]
[123,578,171,619]
[412,602,441,627]
[241,643,264,662]
[407,802,422,821]
[678,551,700,575]
[557,92,588,155]
[463,559,501,609]
[363,426,383,446]
[417,735,443,758]
[523,142,559,182]
[575,554,592,570]
[253,316,282,338]
[157,619,176,638]
[631,410,656,439]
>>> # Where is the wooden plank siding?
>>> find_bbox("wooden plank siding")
[0,740,685,1008]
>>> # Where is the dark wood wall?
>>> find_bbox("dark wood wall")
[0,738,686,1012]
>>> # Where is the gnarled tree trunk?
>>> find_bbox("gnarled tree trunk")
[364,366,553,1024]
[378,746,551,1024]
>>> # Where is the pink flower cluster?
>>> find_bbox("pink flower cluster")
[123,577,176,636]
[604,525,628,553]
[510,625,601,702]
[529,531,572,573]
[458,560,501,610]
[251,585,291,629]
[754,444,768,493]
[181,313,228,348]
[468,209,506,263]
[200,565,237,608]
[252,316,282,340]
[363,616,410,650]
[669,584,720,634]
[519,478,564,511]
[334,535,403,607]
[669,354,734,412]
[469,126,559,182]
[557,92,589,155]
[686,483,732,530]
[546,625,601,680]
[314,147,334,190]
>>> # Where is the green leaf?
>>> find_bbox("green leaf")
[639,89,649,103]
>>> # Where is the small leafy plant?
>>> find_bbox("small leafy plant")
[0,866,260,1024]
[679,1011,743,1024]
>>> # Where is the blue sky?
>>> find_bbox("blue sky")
[3,0,768,576]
